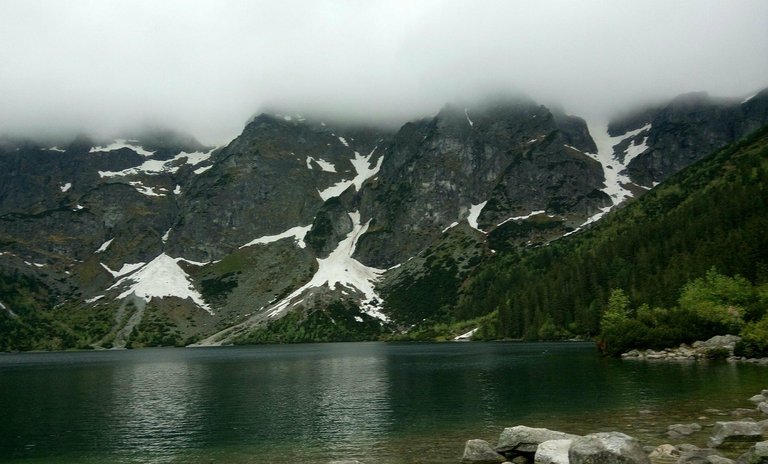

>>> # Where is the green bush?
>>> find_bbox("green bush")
[734,316,768,358]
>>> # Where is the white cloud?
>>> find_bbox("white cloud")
[1,0,766,144]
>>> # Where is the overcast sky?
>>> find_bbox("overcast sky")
[1,0,766,144]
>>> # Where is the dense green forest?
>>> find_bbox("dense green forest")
[456,124,768,344]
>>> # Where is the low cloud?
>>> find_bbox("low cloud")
[1,0,766,144]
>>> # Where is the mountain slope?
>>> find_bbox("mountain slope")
[455,122,768,340]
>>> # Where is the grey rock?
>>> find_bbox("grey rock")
[568,432,650,464]
[706,456,734,464]
[758,403,768,415]
[463,439,506,463]
[668,423,703,437]
[648,444,679,464]
[748,396,766,405]
[678,448,722,464]
[534,439,572,464]
[737,441,768,464]
[512,457,531,464]
[708,421,765,448]
[497,426,580,454]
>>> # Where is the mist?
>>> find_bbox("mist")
[1,0,766,145]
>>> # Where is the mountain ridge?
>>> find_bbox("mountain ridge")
[1,88,767,350]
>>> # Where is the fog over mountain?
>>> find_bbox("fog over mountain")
[1,0,766,144]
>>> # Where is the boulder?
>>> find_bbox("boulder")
[709,421,765,448]
[568,432,650,464]
[668,423,703,438]
[535,439,573,464]
[758,403,768,415]
[649,444,680,464]
[706,456,734,464]
[463,439,506,464]
[694,335,742,350]
[737,441,768,464]
[749,396,767,405]
[678,448,722,464]
[497,426,580,454]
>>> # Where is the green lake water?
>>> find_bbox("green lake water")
[0,342,765,463]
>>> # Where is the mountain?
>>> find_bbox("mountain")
[456,119,768,342]
[0,89,766,350]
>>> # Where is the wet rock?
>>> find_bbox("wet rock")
[678,448,722,464]
[737,441,768,464]
[463,439,506,464]
[708,421,765,448]
[534,439,572,464]
[668,423,703,438]
[568,432,650,464]
[649,444,680,464]
[706,456,735,464]
[497,426,579,454]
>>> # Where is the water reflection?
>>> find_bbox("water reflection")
[107,356,204,463]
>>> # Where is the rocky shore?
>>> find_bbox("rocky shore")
[619,335,768,365]
[461,388,768,464]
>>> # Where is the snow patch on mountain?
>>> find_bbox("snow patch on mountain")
[465,108,474,127]
[467,201,487,232]
[101,262,146,278]
[90,139,155,157]
[240,224,312,249]
[496,210,546,227]
[317,147,382,201]
[306,156,337,172]
[98,148,215,178]
[60,182,72,192]
[265,211,387,321]
[95,238,114,253]
[107,253,213,314]
[572,121,652,233]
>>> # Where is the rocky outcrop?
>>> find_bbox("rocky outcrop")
[611,89,768,187]
[355,100,609,268]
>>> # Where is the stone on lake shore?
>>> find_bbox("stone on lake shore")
[497,426,580,455]
[649,444,679,464]
[569,432,650,464]
[708,421,765,448]
[758,403,768,415]
[737,440,768,464]
[668,423,703,438]
[463,439,506,463]
[534,439,572,464]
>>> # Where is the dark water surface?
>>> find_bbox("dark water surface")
[0,342,765,463]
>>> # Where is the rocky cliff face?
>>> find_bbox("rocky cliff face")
[1,90,766,348]
[610,89,768,187]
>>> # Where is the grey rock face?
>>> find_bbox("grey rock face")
[497,426,580,454]
[615,89,768,187]
[463,439,506,463]
[708,421,765,448]
[356,100,607,268]
[568,432,650,464]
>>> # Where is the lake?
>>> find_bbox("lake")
[0,342,765,463]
